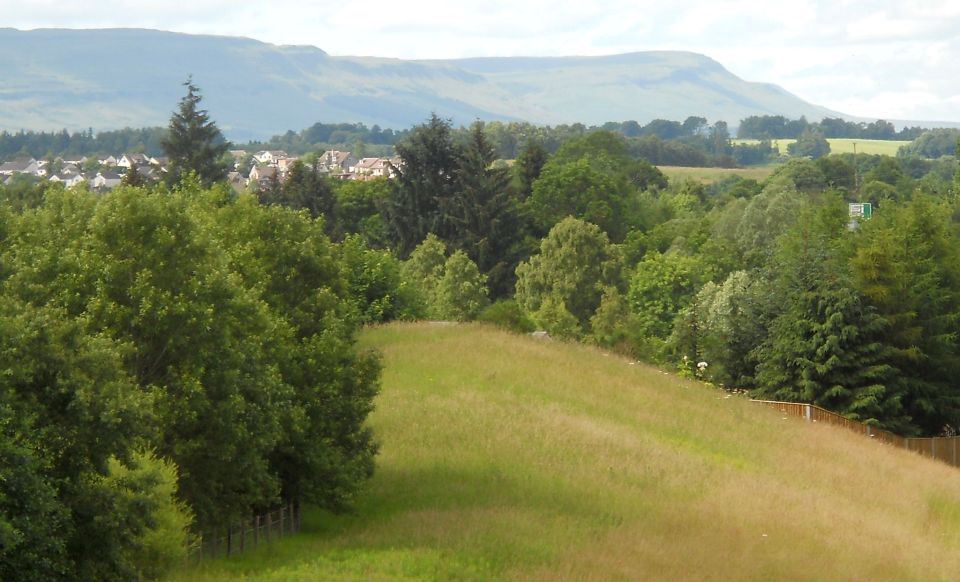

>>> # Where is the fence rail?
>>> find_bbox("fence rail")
[753,400,960,469]
[190,501,301,561]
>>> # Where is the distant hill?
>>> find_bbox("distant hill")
[1,28,846,141]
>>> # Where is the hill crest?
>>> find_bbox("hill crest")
[0,28,842,140]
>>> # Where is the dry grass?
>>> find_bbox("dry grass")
[175,323,960,580]
[732,138,910,156]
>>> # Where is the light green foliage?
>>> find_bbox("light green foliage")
[400,233,447,318]
[400,235,489,321]
[515,217,622,336]
[434,250,490,321]
[337,234,415,323]
[734,183,808,268]
[669,270,771,388]
[627,251,703,339]
[589,286,640,352]
[94,450,195,580]
[531,294,582,339]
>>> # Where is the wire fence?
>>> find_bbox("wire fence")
[189,500,301,561]
[753,400,960,468]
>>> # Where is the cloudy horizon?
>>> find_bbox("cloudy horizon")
[7,0,960,123]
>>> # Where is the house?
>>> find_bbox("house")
[248,164,279,189]
[90,171,122,190]
[227,171,247,193]
[353,157,400,179]
[276,156,301,173]
[117,153,150,169]
[49,172,87,188]
[0,157,40,177]
[253,150,289,165]
[99,155,118,166]
[318,150,357,175]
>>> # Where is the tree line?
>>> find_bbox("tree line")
[253,110,960,441]
[738,115,927,141]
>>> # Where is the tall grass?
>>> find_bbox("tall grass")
[175,323,960,580]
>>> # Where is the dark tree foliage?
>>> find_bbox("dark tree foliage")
[514,140,549,199]
[752,198,906,431]
[161,78,230,187]
[260,159,337,236]
[383,113,461,256]
[453,121,525,298]
[788,127,831,159]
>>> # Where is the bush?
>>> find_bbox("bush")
[477,300,536,333]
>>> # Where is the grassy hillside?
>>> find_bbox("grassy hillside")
[176,323,960,580]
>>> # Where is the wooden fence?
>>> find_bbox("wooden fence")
[753,400,960,468]
[190,501,301,561]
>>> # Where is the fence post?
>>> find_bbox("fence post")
[805,404,812,422]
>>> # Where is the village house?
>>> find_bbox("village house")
[248,164,278,189]
[0,157,41,177]
[48,173,87,188]
[253,150,289,165]
[117,153,150,169]
[318,150,357,175]
[90,171,122,190]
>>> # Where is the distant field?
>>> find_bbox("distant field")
[733,138,910,156]
[659,165,775,184]
[175,323,960,581]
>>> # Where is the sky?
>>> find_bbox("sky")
[6,0,960,123]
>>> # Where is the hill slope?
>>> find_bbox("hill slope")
[0,28,841,140]
[179,323,960,580]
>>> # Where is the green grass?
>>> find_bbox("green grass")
[658,165,775,184]
[733,138,910,156]
[172,323,960,580]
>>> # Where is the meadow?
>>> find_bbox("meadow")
[174,323,960,581]
[733,138,910,156]
[657,165,775,184]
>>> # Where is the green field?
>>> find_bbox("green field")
[658,165,775,184]
[175,323,960,580]
[733,138,910,156]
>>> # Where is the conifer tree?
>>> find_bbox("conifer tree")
[161,77,229,187]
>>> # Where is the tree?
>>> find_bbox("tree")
[382,114,461,256]
[434,250,490,321]
[515,217,622,336]
[161,77,230,187]
[453,121,524,298]
[788,127,831,159]
[752,198,907,431]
